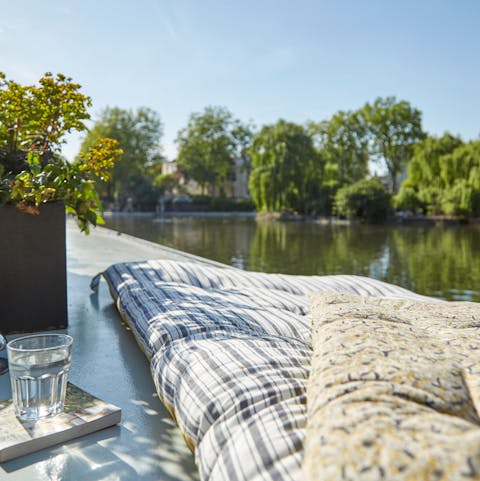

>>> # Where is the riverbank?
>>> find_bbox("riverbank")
[104,211,256,219]
[393,215,480,226]
[255,211,480,226]
[104,210,480,226]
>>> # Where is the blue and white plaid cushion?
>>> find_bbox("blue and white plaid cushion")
[102,260,425,481]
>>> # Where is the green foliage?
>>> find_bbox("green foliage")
[176,106,253,195]
[408,133,462,185]
[398,133,463,213]
[0,72,121,232]
[396,135,480,217]
[440,180,480,217]
[249,120,322,213]
[363,96,425,192]
[302,97,424,214]
[334,178,391,222]
[0,72,91,159]
[388,226,480,301]
[210,196,255,211]
[79,106,163,204]
[234,197,257,211]
[440,140,480,216]
[248,220,394,276]
[188,195,255,212]
[393,180,422,211]
[309,109,370,186]
[153,174,177,194]
[440,140,480,190]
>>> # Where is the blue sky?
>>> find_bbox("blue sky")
[1,0,479,161]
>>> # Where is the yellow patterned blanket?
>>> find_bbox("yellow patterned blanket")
[304,293,480,481]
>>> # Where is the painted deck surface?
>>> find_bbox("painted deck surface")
[0,219,225,480]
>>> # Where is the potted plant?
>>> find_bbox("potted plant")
[0,72,122,334]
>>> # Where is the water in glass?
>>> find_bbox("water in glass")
[8,334,73,421]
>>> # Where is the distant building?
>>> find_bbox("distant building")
[161,159,250,198]
[162,161,178,176]
[226,157,249,198]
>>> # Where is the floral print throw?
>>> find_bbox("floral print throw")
[305,293,480,481]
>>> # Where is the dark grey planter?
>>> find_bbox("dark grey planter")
[0,203,68,334]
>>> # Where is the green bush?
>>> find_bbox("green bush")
[129,175,160,211]
[0,72,122,233]
[393,183,420,212]
[210,196,255,212]
[303,183,336,216]
[234,198,256,211]
[189,195,255,212]
[334,178,391,222]
[189,194,211,206]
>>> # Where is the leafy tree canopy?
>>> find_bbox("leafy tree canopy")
[408,133,463,186]
[176,106,253,195]
[334,178,391,223]
[362,96,425,192]
[435,140,480,216]
[309,109,370,187]
[395,135,480,217]
[153,173,178,194]
[249,120,321,213]
[79,106,163,201]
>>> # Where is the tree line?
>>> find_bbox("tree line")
[395,134,480,217]
[79,98,480,219]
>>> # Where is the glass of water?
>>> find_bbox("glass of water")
[7,334,73,421]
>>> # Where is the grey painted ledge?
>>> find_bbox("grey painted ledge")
[0,219,217,481]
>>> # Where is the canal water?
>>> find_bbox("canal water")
[105,214,480,302]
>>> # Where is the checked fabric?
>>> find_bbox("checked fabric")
[100,260,425,481]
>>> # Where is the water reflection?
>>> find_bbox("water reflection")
[104,215,480,302]
[387,226,480,300]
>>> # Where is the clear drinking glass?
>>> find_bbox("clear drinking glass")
[7,334,73,421]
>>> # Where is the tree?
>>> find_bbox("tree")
[79,107,163,203]
[175,106,253,195]
[249,120,321,213]
[309,109,370,187]
[395,133,463,213]
[153,173,178,194]
[363,97,425,192]
[395,135,480,217]
[334,178,391,222]
[438,140,480,216]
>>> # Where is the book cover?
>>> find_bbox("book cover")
[0,383,121,463]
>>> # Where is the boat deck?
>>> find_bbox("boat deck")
[0,219,226,480]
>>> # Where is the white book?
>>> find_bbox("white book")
[0,383,121,463]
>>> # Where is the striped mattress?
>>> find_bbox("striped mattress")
[99,260,427,481]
